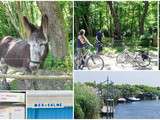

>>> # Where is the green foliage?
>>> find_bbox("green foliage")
[85,82,160,99]
[74,83,101,119]
[10,80,18,90]
[75,102,85,118]
[0,2,72,71]
[0,2,18,38]
[43,51,72,73]
[74,1,157,48]
[140,32,152,47]
[59,1,73,41]
[64,81,73,90]
[1,1,41,38]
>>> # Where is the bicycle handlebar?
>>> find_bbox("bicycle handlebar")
[84,43,94,49]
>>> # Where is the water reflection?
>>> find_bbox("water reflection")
[114,100,160,119]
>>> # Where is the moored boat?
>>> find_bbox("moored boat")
[118,98,126,103]
[126,97,141,102]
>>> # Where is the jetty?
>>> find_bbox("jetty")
[100,98,115,119]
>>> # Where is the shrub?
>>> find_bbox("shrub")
[140,32,152,47]
[74,83,101,119]
[42,51,72,73]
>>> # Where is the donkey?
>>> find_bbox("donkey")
[0,14,49,90]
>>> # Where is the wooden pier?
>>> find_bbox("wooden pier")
[101,106,114,119]
[100,99,115,119]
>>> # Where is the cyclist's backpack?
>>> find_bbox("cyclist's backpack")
[141,52,149,60]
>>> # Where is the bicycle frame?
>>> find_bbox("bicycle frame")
[122,49,138,64]
[75,44,104,70]
[79,48,93,65]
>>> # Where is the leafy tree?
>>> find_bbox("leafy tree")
[74,1,157,48]
[74,83,101,119]
[0,1,73,72]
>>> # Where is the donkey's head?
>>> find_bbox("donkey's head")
[23,15,48,69]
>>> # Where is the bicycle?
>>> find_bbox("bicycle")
[74,44,104,70]
[116,47,151,67]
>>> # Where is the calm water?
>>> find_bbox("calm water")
[114,100,160,119]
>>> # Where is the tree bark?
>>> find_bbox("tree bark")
[74,2,80,35]
[80,2,92,36]
[107,1,122,46]
[139,1,149,35]
[37,1,67,58]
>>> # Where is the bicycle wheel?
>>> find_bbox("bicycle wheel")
[74,57,79,70]
[116,53,126,63]
[136,53,151,67]
[86,55,104,70]
[74,57,84,70]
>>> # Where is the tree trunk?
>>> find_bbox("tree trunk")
[99,11,102,30]
[139,1,149,35]
[74,2,79,36]
[107,1,122,46]
[131,6,135,36]
[74,16,79,36]
[152,33,157,47]
[37,1,67,58]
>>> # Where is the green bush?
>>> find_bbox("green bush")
[140,32,152,47]
[10,80,18,90]
[64,81,73,90]
[42,51,72,73]
[0,4,18,38]
[74,83,101,119]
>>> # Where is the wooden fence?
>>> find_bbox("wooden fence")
[0,74,72,80]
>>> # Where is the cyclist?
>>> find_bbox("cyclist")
[77,29,93,68]
[96,29,104,54]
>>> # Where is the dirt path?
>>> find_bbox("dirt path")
[83,51,158,70]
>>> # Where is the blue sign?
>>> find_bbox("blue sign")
[34,103,63,108]
[27,107,73,119]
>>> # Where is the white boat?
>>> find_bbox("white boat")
[128,97,140,101]
[118,98,126,103]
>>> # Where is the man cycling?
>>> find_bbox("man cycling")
[96,29,104,54]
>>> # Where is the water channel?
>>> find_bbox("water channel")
[114,100,160,119]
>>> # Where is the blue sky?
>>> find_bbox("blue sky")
[74,71,160,87]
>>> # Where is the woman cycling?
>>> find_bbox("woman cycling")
[77,29,93,68]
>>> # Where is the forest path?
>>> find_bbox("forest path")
[83,51,158,70]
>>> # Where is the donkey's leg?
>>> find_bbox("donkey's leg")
[0,58,10,90]
[32,79,39,90]
[31,69,39,90]
[23,67,32,90]
[1,65,10,90]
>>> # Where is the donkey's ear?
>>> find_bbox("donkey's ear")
[22,16,36,36]
[41,14,48,39]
